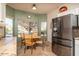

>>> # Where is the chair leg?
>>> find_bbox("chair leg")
[31,45,33,54]
[21,42,22,48]
[34,44,36,49]
[42,43,44,50]
[24,46,26,53]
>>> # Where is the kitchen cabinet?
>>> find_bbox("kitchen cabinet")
[72,15,79,38]
[72,15,77,27]
[75,40,79,56]
[78,16,79,26]
[72,15,79,27]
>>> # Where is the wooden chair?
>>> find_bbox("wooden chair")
[32,32,39,42]
[32,32,44,50]
[24,34,36,54]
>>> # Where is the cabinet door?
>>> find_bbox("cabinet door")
[78,16,79,26]
[72,15,77,27]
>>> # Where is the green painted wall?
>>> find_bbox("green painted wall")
[6,5,47,36]
[6,5,15,19]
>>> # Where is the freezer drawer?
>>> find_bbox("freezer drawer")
[52,43,73,56]
[59,45,73,56]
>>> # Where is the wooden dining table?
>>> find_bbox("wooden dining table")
[24,34,41,43]
[32,36,41,42]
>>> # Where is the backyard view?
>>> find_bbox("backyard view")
[5,18,13,37]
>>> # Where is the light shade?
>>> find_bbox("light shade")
[28,16,31,18]
[27,15,31,19]
[32,4,37,10]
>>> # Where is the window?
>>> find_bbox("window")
[18,24,29,34]
[41,22,47,36]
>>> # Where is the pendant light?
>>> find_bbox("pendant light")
[32,4,37,10]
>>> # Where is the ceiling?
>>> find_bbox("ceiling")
[7,3,63,14]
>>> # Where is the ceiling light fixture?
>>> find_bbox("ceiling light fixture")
[28,16,31,18]
[27,15,31,19]
[32,4,37,10]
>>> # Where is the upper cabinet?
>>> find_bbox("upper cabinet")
[72,15,79,27]
[78,16,79,26]
[76,15,79,27]
[72,16,77,27]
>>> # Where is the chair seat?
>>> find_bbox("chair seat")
[25,41,35,46]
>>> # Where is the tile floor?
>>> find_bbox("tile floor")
[0,37,17,56]
[0,37,56,56]
[17,41,56,56]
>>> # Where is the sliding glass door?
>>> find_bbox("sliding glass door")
[5,18,13,37]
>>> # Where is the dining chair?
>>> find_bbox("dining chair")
[32,32,44,50]
[24,34,36,54]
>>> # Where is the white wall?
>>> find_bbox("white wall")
[0,3,6,37]
[47,3,79,43]
[75,39,79,56]
[0,3,6,21]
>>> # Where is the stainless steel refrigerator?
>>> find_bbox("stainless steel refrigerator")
[52,14,76,56]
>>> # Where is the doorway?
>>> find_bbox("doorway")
[5,18,13,37]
